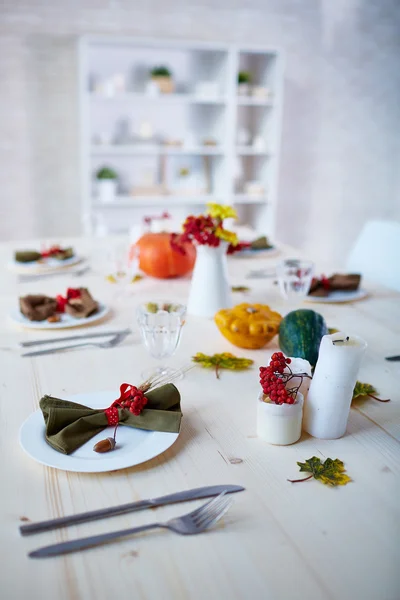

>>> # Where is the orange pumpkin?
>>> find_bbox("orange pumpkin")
[135,232,196,279]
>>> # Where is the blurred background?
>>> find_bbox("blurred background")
[1,0,399,265]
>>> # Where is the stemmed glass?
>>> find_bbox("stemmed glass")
[137,301,186,380]
[276,259,314,306]
[104,242,141,299]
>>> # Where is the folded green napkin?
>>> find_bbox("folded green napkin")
[15,250,42,263]
[250,236,273,250]
[40,383,182,455]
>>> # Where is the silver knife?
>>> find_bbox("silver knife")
[20,484,244,536]
[20,329,132,347]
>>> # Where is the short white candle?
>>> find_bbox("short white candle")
[303,332,367,439]
[257,392,304,445]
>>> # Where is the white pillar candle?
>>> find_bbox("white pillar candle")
[257,392,304,445]
[303,332,367,439]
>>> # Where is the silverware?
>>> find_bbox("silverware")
[20,328,132,348]
[385,355,400,361]
[246,269,276,280]
[18,265,90,283]
[21,331,128,357]
[29,492,233,558]
[20,484,244,536]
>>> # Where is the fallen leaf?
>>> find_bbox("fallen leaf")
[288,456,351,486]
[352,381,390,403]
[192,352,253,379]
[231,285,250,293]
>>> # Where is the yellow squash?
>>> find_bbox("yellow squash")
[214,303,282,349]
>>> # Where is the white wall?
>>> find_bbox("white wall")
[0,0,399,265]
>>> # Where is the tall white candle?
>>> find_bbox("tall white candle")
[303,332,367,439]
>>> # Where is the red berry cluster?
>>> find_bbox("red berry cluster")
[56,288,81,312]
[171,215,221,254]
[118,386,148,416]
[260,352,295,404]
[227,241,251,255]
[41,245,63,258]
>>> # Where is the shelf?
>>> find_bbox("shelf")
[89,92,228,105]
[236,147,269,156]
[236,97,272,107]
[233,194,268,204]
[91,145,225,156]
[93,194,220,208]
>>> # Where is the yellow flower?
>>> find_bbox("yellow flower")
[206,203,237,221]
[215,227,239,245]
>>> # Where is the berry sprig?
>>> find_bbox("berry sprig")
[55,287,81,312]
[260,352,310,404]
[113,385,148,416]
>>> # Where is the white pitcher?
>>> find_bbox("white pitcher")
[187,242,233,318]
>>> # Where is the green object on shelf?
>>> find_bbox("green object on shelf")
[96,167,118,180]
[238,71,251,84]
[151,66,172,78]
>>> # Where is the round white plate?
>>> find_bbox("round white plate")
[10,302,110,330]
[306,289,368,304]
[234,246,279,258]
[8,254,82,274]
[19,390,180,473]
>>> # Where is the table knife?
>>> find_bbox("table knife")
[385,355,400,361]
[20,328,132,347]
[20,484,244,536]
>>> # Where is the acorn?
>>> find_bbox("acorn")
[93,437,116,453]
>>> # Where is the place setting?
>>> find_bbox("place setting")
[8,243,85,275]
[12,286,110,331]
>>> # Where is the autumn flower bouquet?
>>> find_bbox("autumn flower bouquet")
[171,203,239,254]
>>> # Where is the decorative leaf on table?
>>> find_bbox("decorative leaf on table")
[288,456,352,486]
[231,285,250,293]
[131,274,143,284]
[192,352,254,379]
[352,381,390,403]
[328,327,339,334]
[106,274,117,283]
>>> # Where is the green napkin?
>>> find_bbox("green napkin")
[39,383,182,455]
[250,236,273,250]
[15,250,42,263]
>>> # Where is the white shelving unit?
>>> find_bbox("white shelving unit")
[79,37,283,236]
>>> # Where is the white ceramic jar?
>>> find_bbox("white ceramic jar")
[257,392,304,445]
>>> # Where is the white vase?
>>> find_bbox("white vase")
[257,392,304,446]
[98,180,117,204]
[187,242,233,318]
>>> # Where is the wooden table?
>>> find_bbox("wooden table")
[1,237,399,600]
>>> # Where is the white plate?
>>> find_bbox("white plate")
[10,302,110,330]
[306,289,368,304]
[19,390,180,473]
[8,254,82,274]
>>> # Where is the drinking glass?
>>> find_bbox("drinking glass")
[104,242,141,299]
[136,301,186,380]
[276,259,314,304]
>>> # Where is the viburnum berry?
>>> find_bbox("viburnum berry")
[259,352,295,405]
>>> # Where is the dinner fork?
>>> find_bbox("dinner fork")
[21,331,128,357]
[29,492,233,558]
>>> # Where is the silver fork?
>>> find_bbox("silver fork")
[21,331,128,357]
[29,492,233,558]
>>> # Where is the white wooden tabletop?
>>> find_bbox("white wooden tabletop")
[1,237,399,600]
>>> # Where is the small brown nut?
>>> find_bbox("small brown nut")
[93,438,116,453]
[47,314,60,323]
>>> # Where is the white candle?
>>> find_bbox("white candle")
[303,332,367,439]
[257,392,304,445]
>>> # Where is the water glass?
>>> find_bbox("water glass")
[277,259,314,303]
[136,301,186,379]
